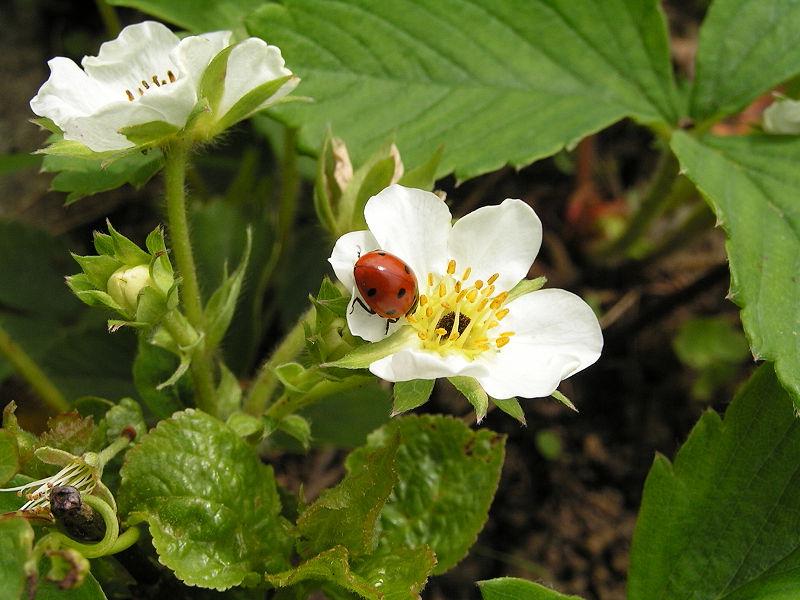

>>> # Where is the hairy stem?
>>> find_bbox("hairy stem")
[244,307,314,415]
[0,324,69,413]
[163,143,217,415]
[161,311,217,415]
[264,375,373,422]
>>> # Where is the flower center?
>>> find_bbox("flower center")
[125,69,177,101]
[405,258,514,358]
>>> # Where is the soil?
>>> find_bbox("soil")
[1,2,754,599]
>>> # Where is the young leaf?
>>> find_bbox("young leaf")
[690,0,800,121]
[628,364,800,599]
[119,409,292,589]
[247,0,679,181]
[671,132,800,405]
[277,414,312,450]
[449,376,488,422]
[479,577,584,599]
[296,434,399,558]
[203,229,252,353]
[131,337,186,420]
[0,518,33,600]
[352,545,437,599]
[348,415,506,574]
[392,379,435,416]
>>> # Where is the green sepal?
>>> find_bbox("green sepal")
[30,116,62,134]
[551,390,578,412]
[118,120,181,147]
[69,287,126,314]
[479,576,584,599]
[198,45,236,114]
[507,276,547,303]
[106,221,150,266]
[70,253,122,290]
[323,327,415,370]
[398,144,444,190]
[391,379,435,416]
[214,74,296,133]
[0,430,19,486]
[92,231,114,256]
[449,376,489,422]
[313,130,343,234]
[491,397,526,426]
[204,228,252,352]
[276,414,312,450]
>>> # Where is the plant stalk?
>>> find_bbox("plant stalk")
[163,142,217,415]
[0,324,69,413]
[263,375,372,422]
[244,307,314,415]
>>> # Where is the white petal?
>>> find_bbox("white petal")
[364,185,451,281]
[172,30,233,90]
[448,199,542,292]
[346,288,404,342]
[218,38,295,116]
[475,288,602,399]
[30,57,114,124]
[134,78,199,126]
[328,230,378,290]
[63,101,165,151]
[369,347,490,381]
[82,21,180,89]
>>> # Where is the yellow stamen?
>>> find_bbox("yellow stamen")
[428,273,434,287]
[438,282,446,297]
[418,331,427,340]
[406,315,417,323]
[455,281,462,293]
[496,336,510,348]
[466,289,478,302]
[461,267,472,280]
[487,273,499,285]
[477,298,489,311]
[426,307,434,318]
[483,284,496,297]
[499,331,515,337]
[496,308,509,320]
[435,328,447,336]
[447,259,456,275]
[474,280,484,289]
[420,295,428,306]
[449,330,459,341]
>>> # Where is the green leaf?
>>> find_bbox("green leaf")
[0,518,33,600]
[0,430,19,486]
[673,316,750,369]
[671,132,800,403]
[119,409,292,589]
[690,0,800,121]
[216,362,243,420]
[391,379,435,416]
[297,434,399,558]
[35,574,107,600]
[479,577,584,599]
[277,414,312,450]
[204,228,251,352]
[0,152,39,176]
[265,546,380,599]
[628,364,800,600]
[324,327,416,370]
[352,545,436,600]
[449,376,488,422]
[491,397,526,426]
[247,0,679,181]
[349,415,505,574]
[42,148,163,204]
[106,0,264,32]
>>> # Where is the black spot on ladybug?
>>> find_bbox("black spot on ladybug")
[404,265,410,274]
[397,288,407,298]
[386,309,397,316]
[367,288,377,297]
[377,251,386,256]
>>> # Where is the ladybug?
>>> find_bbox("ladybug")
[352,250,418,332]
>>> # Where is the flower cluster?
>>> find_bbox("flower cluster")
[330,185,603,400]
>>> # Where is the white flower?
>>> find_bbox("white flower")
[329,184,603,400]
[30,21,298,152]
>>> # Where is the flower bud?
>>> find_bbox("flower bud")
[107,265,152,315]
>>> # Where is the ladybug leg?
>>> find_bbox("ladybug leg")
[350,296,376,316]
[385,317,399,335]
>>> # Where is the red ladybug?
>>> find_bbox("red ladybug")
[352,250,418,331]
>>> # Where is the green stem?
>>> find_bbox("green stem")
[163,144,218,415]
[264,375,372,422]
[599,151,679,259]
[94,0,121,37]
[97,435,131,468]
[36,495,119,559]
[161,311,217,415]
[244,307,315,415]
[0,324,69,413]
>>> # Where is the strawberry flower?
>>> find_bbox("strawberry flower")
[329,185,603,400]
[30,21,298,152]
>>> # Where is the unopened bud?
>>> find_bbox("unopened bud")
[107,265,151,314]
